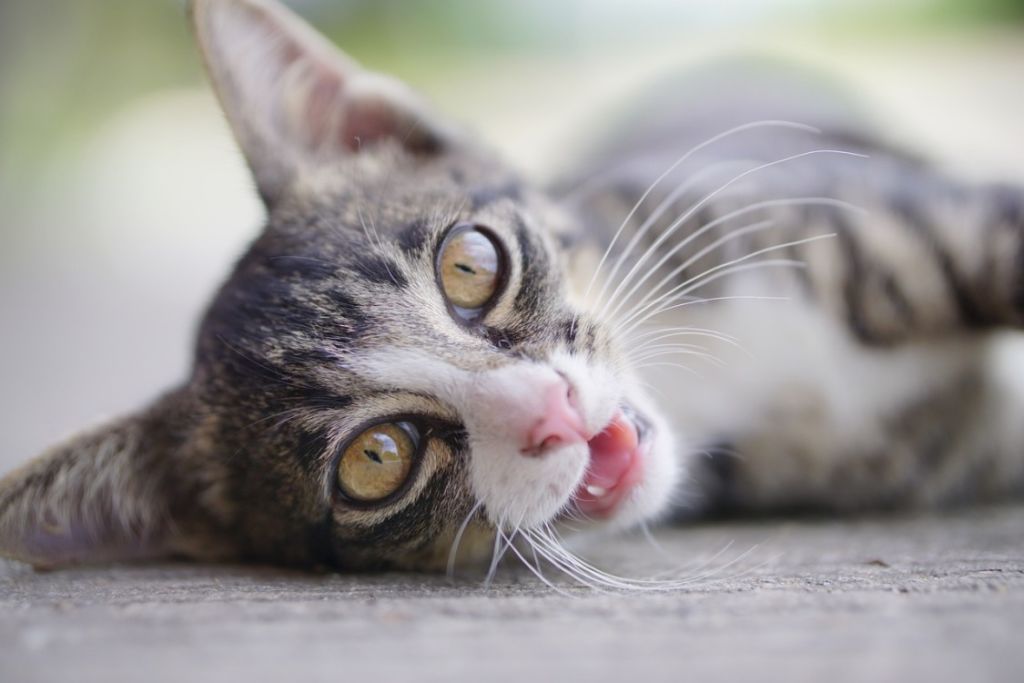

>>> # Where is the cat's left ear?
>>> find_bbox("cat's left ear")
[0,393,229,568]
[190,0,457,205]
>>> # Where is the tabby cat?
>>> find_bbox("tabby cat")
[2,0,1022,577]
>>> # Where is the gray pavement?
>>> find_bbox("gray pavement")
[1,505,1022,683]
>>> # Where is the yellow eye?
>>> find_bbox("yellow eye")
[337,422,418,503]
[437,224,505,314]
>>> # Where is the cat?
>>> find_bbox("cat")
[1,0,1022,578]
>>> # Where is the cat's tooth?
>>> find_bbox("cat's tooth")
[586,485,607,497]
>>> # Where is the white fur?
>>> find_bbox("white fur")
[647,271,982,487]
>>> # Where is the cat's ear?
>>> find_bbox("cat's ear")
[190,0,454,204]
[0,394,226,567]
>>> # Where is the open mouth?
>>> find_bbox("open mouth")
[573,405,651,518]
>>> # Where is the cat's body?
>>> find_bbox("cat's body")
[561,67,1024,514]
[1,0,1022,577]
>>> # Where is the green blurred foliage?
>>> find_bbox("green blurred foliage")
[926,0,1024,23]
[0,0,1021,190]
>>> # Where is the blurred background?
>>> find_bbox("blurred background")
[1,0,1023,474]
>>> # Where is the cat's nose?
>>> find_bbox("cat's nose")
[521,379,588,456]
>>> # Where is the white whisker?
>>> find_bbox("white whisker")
[618,295,792,342]
[483,518,505,588]
[446,500,483,579]
[632,361,701,376]
[501,528,575,596]
[634,351,725,368]
[608,218,776,324]
[626,327,750,360]
[582,121,822,306]
[593,162,755,318]
[626,325,740,345]
[606,197,863,325]
[617,229,834,334]
[620,261,803,336]
[599,151,865,320]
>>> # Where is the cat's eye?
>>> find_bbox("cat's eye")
[436,223,507,320]
[337,421,419,503]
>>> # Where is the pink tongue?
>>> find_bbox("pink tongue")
[584,411,639,490]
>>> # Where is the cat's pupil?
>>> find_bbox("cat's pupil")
[365,434,399,464]
[455,263,476,275]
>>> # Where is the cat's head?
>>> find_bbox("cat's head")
[0,0,680,572]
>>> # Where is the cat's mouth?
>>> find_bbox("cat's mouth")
[573,405,651,518]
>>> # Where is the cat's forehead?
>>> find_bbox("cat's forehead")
[294,146,515,200]
[269,148,560,244]
[209,155,575,394]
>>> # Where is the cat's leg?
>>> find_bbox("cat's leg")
[793,174,1024,345]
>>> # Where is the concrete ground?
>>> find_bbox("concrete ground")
[1,505,1021,683]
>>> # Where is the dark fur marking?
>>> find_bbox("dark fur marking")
[293,427,331,475]
[307,509,339,569]
[893,193,989,327]
[396,217,433,254]
[204,264,368,352]
[512,220,550,314]
[993,187,1024,318]
[561,316,579,347]
[441,427,470,456]
[484,327,517,350]
[352,256,407,287]
[324,288,369,335]
[694,442,742,514]
[265,254,338,281]
[1016,233,1024,319]
[831,210,874,343]
[881,271,916,329]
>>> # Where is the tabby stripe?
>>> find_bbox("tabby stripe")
[513,218,549,313]
[561,315,580,347]
[880,271,916,330]
[396,217,433,254]
[353,255,407,287]
[894,195,989,328]
[994,187,1024,317]
[1015,231,1024,317]
[831,210,874,342]
[292,426,333,475]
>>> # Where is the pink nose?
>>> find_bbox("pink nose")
[521,380,588,456]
